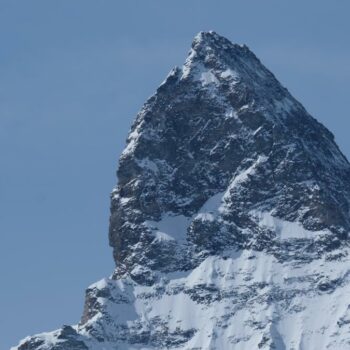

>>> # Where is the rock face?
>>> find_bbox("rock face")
[13,32,350,350]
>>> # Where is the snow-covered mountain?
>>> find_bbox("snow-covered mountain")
[13,31,350,350]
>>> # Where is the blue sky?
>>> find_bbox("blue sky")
[1,1,350,348]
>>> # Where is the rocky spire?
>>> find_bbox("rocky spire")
[13,32,350,350]
[109,31,350,285]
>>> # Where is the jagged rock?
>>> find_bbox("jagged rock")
[12,31,350,350]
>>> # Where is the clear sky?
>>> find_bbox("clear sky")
[1,1,350,348]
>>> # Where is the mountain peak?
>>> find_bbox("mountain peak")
[178,32,295,119]
[13,32,350,350]
[189,31,252,65]
[184,31,246,76]
[192,30,233,47]
[114,33,350,283]
[191,30,250,53]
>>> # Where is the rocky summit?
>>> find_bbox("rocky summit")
[13,32,350,350]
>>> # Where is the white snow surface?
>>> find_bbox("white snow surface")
[250,210,330,240]
[146,214,192,242]
[17,249,350,349]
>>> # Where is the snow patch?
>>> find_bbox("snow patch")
[251,210,327,240]
[220,68,238,80]
[145,214,192,242]
[121,126,141,157]
[274,96,296,114]
[223,155,268,202]
[136,157,159,173]
[200,70,219,86]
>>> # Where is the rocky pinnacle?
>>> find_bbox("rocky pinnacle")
[13,32,350,350]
